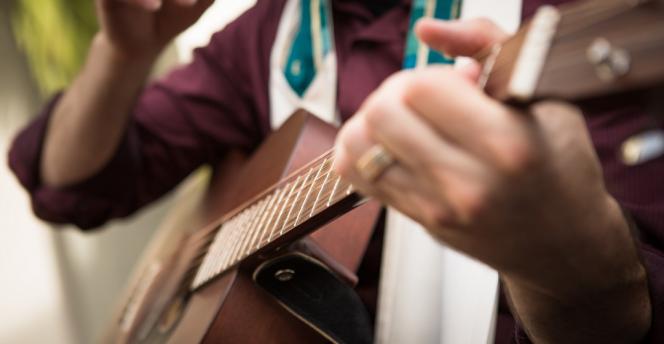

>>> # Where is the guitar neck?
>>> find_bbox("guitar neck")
[481,0,664,104]
[190,149,361,290]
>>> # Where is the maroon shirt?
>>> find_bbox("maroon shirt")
[7,0,664,342]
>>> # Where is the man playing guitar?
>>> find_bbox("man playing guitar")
[8,0,659,342]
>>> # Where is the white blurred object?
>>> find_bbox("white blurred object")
[0,2,257,344]
[175,0,257,64]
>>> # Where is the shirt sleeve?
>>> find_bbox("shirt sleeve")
[6,3,276,230]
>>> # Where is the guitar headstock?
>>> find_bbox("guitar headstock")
[481,0,664,104]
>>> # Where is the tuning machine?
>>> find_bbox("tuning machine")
[587,38,631,82]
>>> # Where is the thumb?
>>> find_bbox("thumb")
[415,18,508,58]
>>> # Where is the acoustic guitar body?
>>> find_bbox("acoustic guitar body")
[106,111,380,343]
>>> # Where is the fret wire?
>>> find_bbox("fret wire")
[310,158,333,217]
[257,186,288,249]
[222,212,247,266]
[224,211,251,270]
[216,216,240,273]
[238,198,269,261]
[278,161,333,200]
[279,168,331,231]
[281,168,315,235]
[207,225,232,284]
[212,217,236,279]
[269,150,332,194]
[226,209,250,268]
[245,192,276,256]
[327,176,342,207]
[345,184,353,195]
[232,205,259,265]
[211,223,231,272]
[205,222,230,282]
[244,199,269,253]
[260,186,296,248]
[280,178,354,233]
[307,181,355,218]
[294,162,326,226]
[268,176,302,241]
[193,223,225,286]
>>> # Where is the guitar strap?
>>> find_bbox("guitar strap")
[254,252,374,344]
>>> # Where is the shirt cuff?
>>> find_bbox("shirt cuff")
[7,93,141,229]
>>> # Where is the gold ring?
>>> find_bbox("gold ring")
[355,145,395,182]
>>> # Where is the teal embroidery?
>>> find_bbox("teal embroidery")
[283,0,462,97]
[404,0,463,69]
[283,0,333,97]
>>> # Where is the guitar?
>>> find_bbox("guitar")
[104,0,664,342]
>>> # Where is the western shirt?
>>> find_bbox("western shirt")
[8,0,664,342]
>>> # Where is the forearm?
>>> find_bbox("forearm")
[502,200,651,343]
[41,32,159,187]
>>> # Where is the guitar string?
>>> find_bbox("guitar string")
[187,148,337,246]
[194,151,335,245]
[190,180,356,288]
[187,149,347,286]
[195,176,353,280]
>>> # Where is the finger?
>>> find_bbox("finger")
[334,116,439,203]
[360,84,487,184]
[347,156,457,230]
[415,18,508,58]
[455,59,482,84]
[404,67,534,173]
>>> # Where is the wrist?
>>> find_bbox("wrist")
[504,194,646,302]
[93,32,161,69]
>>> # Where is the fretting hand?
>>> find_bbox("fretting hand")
[333,18,650,342]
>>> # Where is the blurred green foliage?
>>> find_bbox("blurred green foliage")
[11,0,98,96]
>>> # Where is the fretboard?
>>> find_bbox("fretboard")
[190,149,357,290]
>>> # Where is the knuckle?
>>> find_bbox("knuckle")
[456,187,488,221]
[364,100,391,128]
[424,204,452,229]
[402,68,460,104]
[492,135,538,176]
[401,74,431,105]
[471,17,498,32]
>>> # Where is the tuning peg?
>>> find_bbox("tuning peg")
[587,38,631,82]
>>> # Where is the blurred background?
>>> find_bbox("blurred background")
[0,1,254,342]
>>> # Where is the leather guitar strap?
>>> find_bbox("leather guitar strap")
[253,252,373,344]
